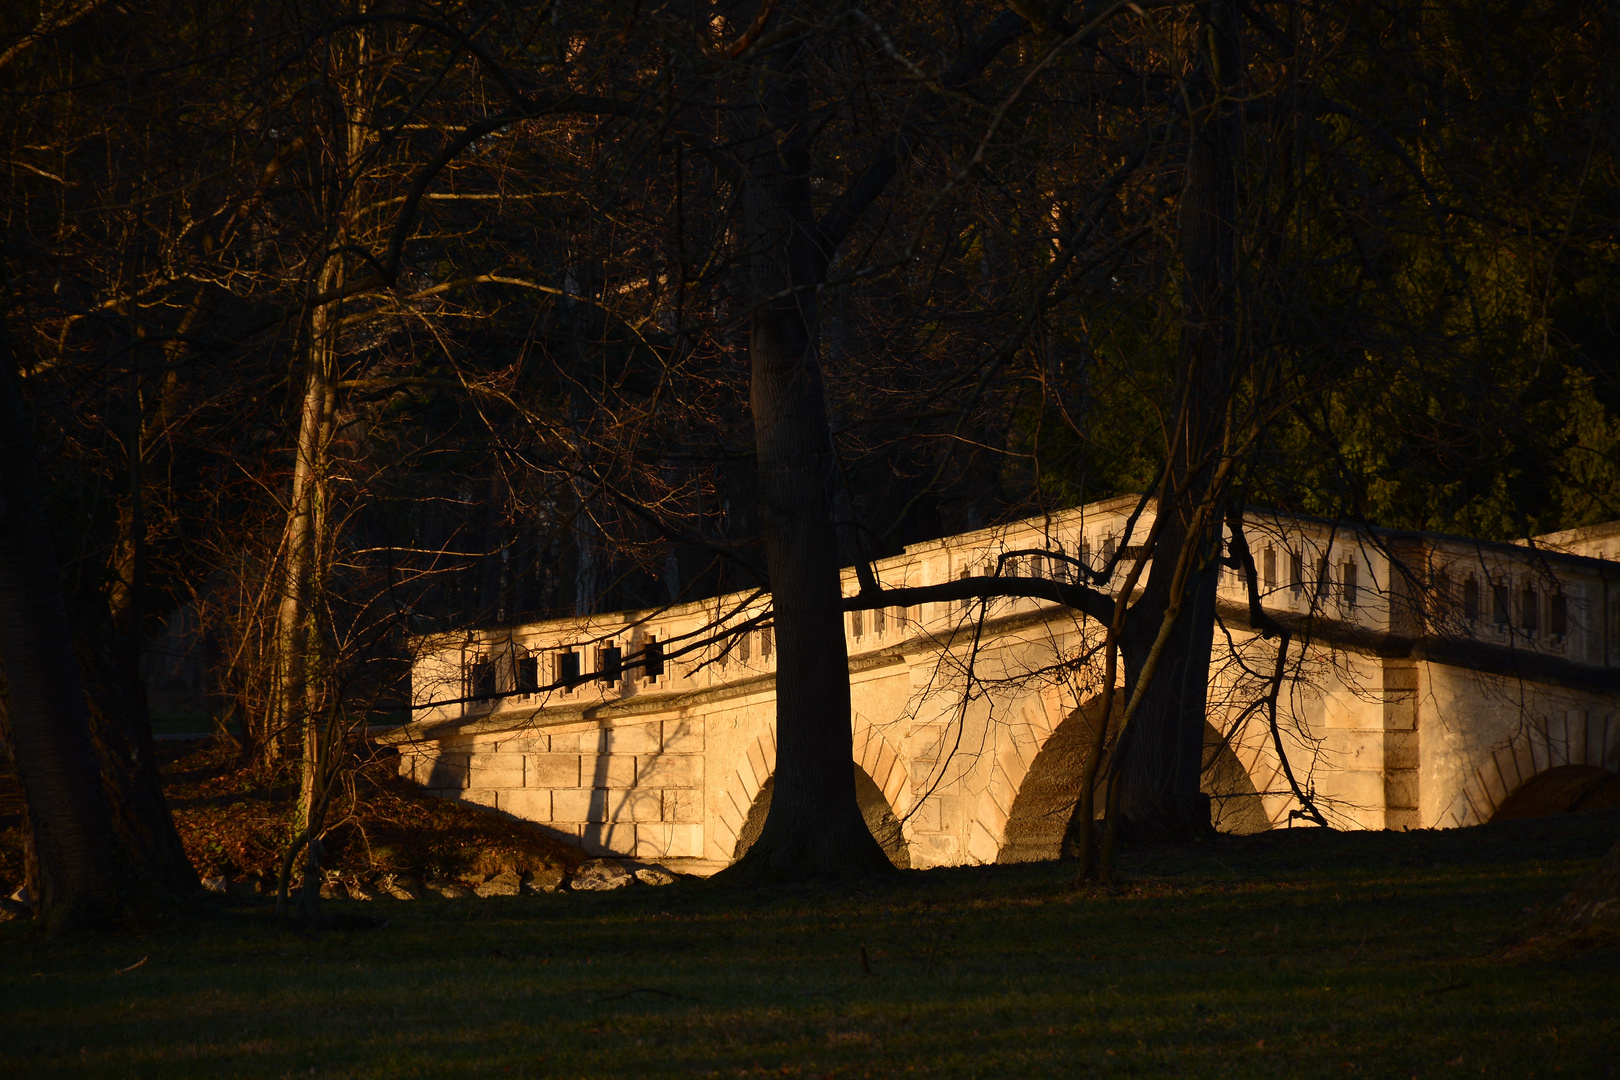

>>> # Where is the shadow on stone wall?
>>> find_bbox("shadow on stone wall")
[733,767,911,869]
[997,697,1270,864]
[1490,764,1620,821]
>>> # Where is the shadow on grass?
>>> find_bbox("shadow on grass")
[1,808,1616,1078]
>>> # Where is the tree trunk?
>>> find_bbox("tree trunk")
[79,358,197,893]
[0,353,139,932]
[715,35,891,883]
[272,365,322,765]
[81,641,198,894]
[1109,0,1242,843]
[293,312,338,833]
[1114,546,1220,841]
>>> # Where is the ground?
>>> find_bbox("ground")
[0,790,1615,1077]
[0,739,583,894]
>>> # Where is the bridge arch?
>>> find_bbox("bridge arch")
[1490,764,1620,820]
[711,718,912,868]
[1449,708,1620,826]
[964,684,1073,863]
[972,693,1276,861]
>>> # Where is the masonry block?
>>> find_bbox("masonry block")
[986,763,1015,819]
[1383,772,1419,811]
[662,719,704,754]
[746,742,772,790]
[1383,731,1419,772]
[1552,711,1576,767]
[468,753,525,788]
[1480,755,1510,809]
[542,822,585,843]
[665,788,703,823]
[1316,769,1385,819]
[1385,807,1420,831]
[636,823,703,859]
[498,737,548,753]
[551,788,593,822]
[967,820,1001,865]
[1322,690,1380,730]
[708,815,739,861]
[502,789,551,822]
[907,723,948,764]
[737,764,761,803]
[580,823,637,856]
[1590,711,1613,769]
[911,832,960,869]
[910,797,943,834]
[1321,729,1382,770]
[1493,745,1526,793]
[995,747,1028,792]
[1443,790,1477,829]
[873,740,898,790]
[1010,725,1040,771]
[601,723,661,754]
[718,788,749,836]
[579,753,636,787]
[460,788,500,810]
[420,753,470,788]
[591,787,663,823]
[1382,692,1417,730]
[639,754,702,788]
[882,761,908,811]
[526,754,581,788]
[852,724,874,766]
[548,731,585,753]
[1528,726,1551,775]
[1382,662,1419,693]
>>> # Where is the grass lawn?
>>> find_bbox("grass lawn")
[1,811,1616,1078]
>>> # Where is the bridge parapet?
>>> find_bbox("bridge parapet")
[1221,511,1619,672]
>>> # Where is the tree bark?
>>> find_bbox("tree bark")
[80,641,198,894]
[79,345,198,892]
[1110,0,1242,842]
[0,351,139,932]
[286,288,338,832]
[715,33,892,883]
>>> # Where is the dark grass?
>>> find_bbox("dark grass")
[2,812,1617,1078]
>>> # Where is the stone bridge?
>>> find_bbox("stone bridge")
[385,496,1620,873]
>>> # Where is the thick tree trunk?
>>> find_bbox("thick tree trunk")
[1115,546,1220,841]
[1109,1,1241,843]
[0,357,139,931]
[81,641,198,894]
[78,380,197,892]
[715,36,891,883]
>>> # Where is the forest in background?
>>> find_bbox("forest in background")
[1,0,1616,928]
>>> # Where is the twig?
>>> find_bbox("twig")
[114,956,149,974]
